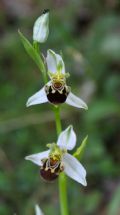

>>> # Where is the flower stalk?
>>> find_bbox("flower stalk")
[59,173,68,215]
[54,106,62,136]
[54,106,69,215]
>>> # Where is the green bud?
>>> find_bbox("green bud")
[33,9,49,43]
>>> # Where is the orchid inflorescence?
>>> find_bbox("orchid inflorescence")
[19,9,88,215]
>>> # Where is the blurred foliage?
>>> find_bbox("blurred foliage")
[0,0,120,214]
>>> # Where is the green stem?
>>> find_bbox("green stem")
[54,106,69,215]
[54,106,62,136]
[59,173,68,215]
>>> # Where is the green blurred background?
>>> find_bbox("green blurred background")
[0,0,120,214]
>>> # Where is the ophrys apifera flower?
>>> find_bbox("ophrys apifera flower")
[35,205,44,215]
[26,50,88,109]
[33,9,49,43]
[25,126,87,186]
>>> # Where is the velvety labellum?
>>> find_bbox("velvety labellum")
[45,84,70,105]
[40,158,63,181]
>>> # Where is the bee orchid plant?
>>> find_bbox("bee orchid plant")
[19,9,88,215]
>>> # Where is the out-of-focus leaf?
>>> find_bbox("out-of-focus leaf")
[73,135,88,160]
[107,185,120,215]
[0,204,10,215]
[101,35,120,60]
[85,100,120,123]
[18,30,45,74]
[0,172,11,191]
[84,191,102,214]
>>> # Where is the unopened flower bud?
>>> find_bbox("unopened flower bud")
[33,9,49,43]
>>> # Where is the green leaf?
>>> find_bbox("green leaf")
[18,30,45,74]
[107,185,120,215]
[73,135,88,160]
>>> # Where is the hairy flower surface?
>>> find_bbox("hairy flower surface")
[25,126,87,186]
[26,50,88,109]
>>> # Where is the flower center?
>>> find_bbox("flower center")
[45,82,70,105]
[40,143,64,181]
[45,70,70,104]
[52,81,64,90]
[40,157,64,181]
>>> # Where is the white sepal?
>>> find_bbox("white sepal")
[62,153,87,186]
[33,11,49,43]
[25,150,50,166]
[35,205,44,215]
[56,53,65,74]
[66,92,88,110]
[57,125,76,151]
[46,49,65,74]
[26,86,48,107]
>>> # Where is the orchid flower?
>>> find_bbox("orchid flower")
[25,126,87,186]
[33,9,49,43]
[35,205,44,215]
[26,50,88,110]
